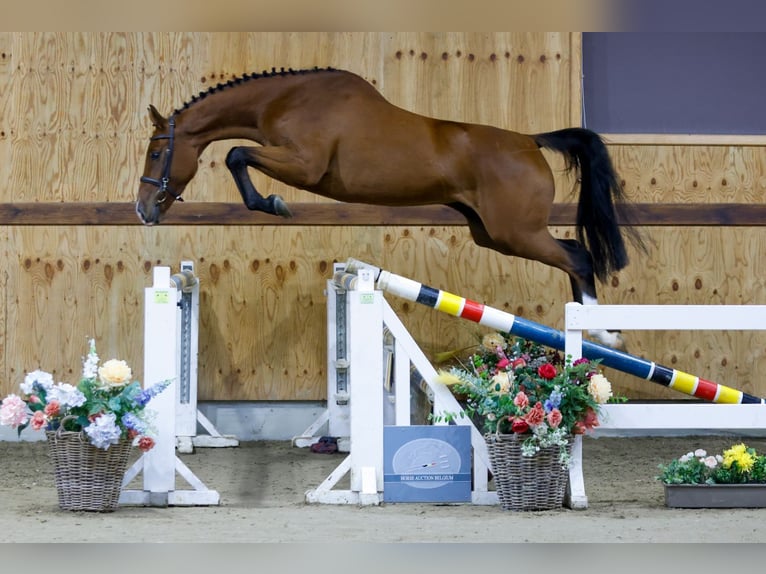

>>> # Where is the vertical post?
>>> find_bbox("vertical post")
[142,266,178,502]
[347,268,384,499]
[564,301,587,509]
[175,261,199,438]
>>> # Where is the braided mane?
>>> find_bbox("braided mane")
[173,66,336,115]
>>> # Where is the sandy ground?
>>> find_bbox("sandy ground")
[1,435,766,543]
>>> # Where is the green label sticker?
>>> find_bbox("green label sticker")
[360,293,374,304]
[154,290,170,304]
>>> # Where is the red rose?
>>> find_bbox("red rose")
[510,418,529,434]
[137,436,156,452]
[537,364,557,379]
[524,402,545,426]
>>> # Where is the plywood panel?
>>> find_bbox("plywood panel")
[2,33,766,404]
[609,144,766,204]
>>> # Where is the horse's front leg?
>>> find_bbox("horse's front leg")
[225,147,292,217]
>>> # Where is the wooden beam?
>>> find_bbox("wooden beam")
[1,202,765,226]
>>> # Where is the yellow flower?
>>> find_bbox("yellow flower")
[435,370,462,386]
[490,371,513,395]
[97,359,132,389]
[587,373,613,404]
[481,333,506,352]
[723,443,755,472]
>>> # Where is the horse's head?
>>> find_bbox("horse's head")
[135,105,199,225]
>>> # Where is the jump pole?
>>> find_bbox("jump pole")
[343,258,766,405]
[119,263,220,507]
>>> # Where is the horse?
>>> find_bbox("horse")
[136,66,643,349]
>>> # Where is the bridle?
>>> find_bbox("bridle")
[139,115,184,204]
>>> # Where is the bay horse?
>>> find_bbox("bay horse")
[136,66,642,349]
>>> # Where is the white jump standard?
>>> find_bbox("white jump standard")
[119,263,221,506]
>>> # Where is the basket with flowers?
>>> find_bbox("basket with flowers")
[0,339,170,511]
[435,332,615,510]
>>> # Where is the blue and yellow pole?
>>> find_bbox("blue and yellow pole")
[341,259,765,405]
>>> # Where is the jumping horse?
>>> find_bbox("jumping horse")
[136,66,643,349]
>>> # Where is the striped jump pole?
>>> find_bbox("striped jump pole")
[341,258,766,405]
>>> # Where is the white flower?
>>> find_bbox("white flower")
[587,373,613,404]
[84,412,122,450]
[481,333,506,352]
[21,370,54,395]
[97,359,132,389]
[702,456,719,469]
[47,383,86,408]
[694,448,707,458]
[679,453,693,463]
[82,339,100,380]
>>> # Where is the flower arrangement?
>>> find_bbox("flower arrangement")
[0,339,170,451]
[435,332,614,464]
[657,443,766,485]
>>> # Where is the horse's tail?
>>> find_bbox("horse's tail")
[533,127,643,282]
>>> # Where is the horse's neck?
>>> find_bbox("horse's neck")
[176,80,283,146]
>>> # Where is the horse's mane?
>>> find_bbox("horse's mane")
[173,66,337,115]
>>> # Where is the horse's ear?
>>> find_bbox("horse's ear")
[147,105,166,129]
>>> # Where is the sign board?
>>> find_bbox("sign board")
[383,425,472,503]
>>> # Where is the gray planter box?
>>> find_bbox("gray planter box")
[664,484,766,508]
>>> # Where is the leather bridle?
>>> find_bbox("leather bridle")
[139,116,184,204]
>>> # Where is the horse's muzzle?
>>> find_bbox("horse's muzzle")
[135,199,161,226]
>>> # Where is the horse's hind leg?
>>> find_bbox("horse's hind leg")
[225,147,293,217]
[558,239,626,351]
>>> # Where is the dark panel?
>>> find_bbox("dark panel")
[583,33,766,134]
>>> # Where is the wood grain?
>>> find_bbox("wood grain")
[2,33,766,402]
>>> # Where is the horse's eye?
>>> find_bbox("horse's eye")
[150,151,161,160]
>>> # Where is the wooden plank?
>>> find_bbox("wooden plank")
[1,202,766,226]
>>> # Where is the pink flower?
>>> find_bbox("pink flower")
[44,400,60,417]
[513,391,529,409]
[30,410,47,430]
[27,394,41,404]
[496,358,510,370]
[574,408,600,435]
[537,364,557,380]
[511,358,526,369]
[573,357,590,366]
[0,395,29,428]
[546,408,562,429]
[524,402,545,426]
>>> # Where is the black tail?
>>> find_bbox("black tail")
[533,127,643,282]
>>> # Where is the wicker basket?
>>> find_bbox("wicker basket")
[46,429,133,512]
[485,433,572,511]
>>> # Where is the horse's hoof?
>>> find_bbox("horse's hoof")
[589,330,627,352]
[271,195,293,218]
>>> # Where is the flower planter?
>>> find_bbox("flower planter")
[664,483,766,509]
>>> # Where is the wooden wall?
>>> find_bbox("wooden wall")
[0,32,764,402]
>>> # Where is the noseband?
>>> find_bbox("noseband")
[139,116,184,204]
